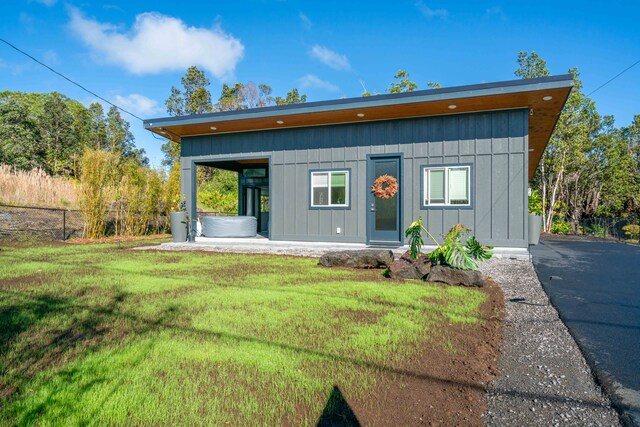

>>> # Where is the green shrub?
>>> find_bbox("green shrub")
[587,223,606,238]
[528,189,543,215]
[550,218,572,235]
[199,189,238,213]
[622,224,640,240]
[197,171,239,213]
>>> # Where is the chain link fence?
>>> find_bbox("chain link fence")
[577,216,640,243]
[0,204,170,242]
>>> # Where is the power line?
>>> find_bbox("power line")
[586,58,640,97]
[0,38,145,122]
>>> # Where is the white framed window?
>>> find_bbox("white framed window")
[423,165,471,206]
[310,170,350,207]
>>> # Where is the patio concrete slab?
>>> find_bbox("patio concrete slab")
[138,237,530,259]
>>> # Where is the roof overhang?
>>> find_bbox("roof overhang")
[145,75,573,180]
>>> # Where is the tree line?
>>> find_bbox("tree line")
[514,52,640,232]
[0,91,146,177]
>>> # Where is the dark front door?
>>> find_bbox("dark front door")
[367,155,402,245]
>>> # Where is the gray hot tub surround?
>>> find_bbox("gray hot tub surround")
[202,216,257,238]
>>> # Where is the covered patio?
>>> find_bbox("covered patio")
[193,157,270,238]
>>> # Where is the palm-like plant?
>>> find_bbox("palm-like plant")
[405,218,493,270]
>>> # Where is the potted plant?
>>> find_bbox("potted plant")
[528,189,543,245]
[170,199,188,243]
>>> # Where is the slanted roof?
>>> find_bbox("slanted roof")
[144,75,573,180]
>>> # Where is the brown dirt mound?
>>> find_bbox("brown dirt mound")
[335,278,504,426]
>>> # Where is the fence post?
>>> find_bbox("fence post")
[63,210,66,241]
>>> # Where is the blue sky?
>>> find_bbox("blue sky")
[2,0,639,167]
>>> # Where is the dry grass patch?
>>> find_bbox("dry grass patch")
[0,165,77,208]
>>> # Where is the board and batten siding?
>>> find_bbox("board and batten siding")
[180,109,529,247]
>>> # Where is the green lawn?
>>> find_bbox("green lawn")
[0,241,486,425]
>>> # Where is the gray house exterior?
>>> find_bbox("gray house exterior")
[145,75,573,248]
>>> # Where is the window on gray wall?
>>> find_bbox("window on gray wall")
[311,170,349,207]
[423,166,470,206]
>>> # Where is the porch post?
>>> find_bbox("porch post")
[182,160,197,242]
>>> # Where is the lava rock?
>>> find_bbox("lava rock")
[388,250,431,279]
[319,250,394,269]
[426,265,485,287]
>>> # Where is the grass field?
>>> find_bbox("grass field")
[0,240,488,425]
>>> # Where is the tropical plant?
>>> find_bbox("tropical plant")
[405,217,493,270]
[405,217,438,259]
[428,224,493,270]
[465,236,494,262]
[528,189,543,215]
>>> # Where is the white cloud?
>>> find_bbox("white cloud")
[415,2,448,18]
[297,74,339,92]
[67,7,244,80]
[299,12,312,30]
[113,94,161,117]
[309,45,350,71]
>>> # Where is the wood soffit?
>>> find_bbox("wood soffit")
[147,86,572,181]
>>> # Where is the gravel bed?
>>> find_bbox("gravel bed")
[481,257,621,426]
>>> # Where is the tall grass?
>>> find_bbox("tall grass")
[0,165,78,208]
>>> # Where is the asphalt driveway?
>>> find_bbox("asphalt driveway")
[531,237,640,425]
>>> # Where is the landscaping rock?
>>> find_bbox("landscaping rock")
[388,250,431,279]
[319,250,394,268]
[426,265,485,287]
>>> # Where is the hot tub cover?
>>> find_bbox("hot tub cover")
[202,216,257,238]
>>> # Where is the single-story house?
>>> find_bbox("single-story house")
[144,75,573,248]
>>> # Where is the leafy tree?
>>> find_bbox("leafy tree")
[217,82,275,111]
[597,116,640,215]
[0,100,41,170]
[37,92,75,176]
[241,83,274,109]
[516,52,601,231]
[426,82,442,89]
[0,91,140,178]
[275,88,307,105]
[515,51,549,79]
[217,83,244,111]
[163,66,216,166]
[165,66,214,116]
[87,102,107,150]
[106,106,148,166]
[387,70,418,93]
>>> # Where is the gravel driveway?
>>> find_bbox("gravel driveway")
[480,257,621,426]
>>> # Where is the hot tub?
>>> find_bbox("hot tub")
[201,216,257,238]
